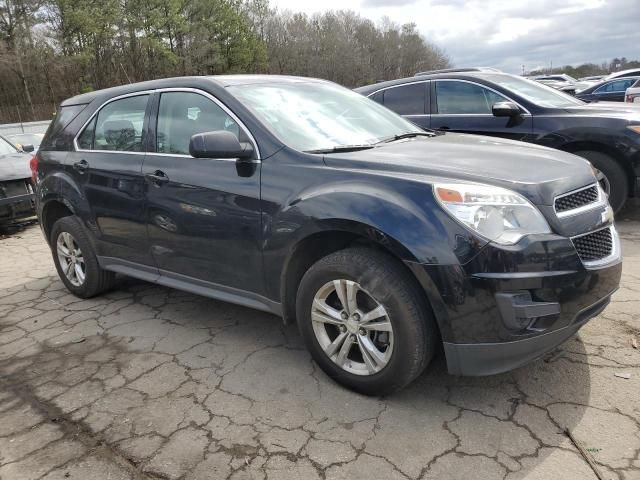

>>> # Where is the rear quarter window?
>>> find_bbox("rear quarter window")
[383,83,426,115]
[41,104,88,149]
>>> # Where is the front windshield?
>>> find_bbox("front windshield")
[228,81,423,152]
[478,74,584,108]
[0,137,18,155]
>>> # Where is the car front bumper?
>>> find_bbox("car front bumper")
[0,192,36,224]
[407,230,622,376]
[443,291,614,375]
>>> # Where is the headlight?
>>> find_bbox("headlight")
[434,183,551,245]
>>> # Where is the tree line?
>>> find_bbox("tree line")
[0,0,449,123]
[529,57,640,79]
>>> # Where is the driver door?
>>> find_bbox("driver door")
[431,80,533,141]
[142,90,264,294]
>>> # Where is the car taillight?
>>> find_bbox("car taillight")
[627,94,640,103]
[29,155,38,184]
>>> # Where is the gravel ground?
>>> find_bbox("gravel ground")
[0,209,639,480]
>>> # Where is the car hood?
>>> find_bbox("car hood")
[322,133,595,206]
[563,102,640,119]
[0,152,31,181]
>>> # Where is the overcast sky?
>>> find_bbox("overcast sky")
[268,0,640,74]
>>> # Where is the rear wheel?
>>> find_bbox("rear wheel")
[296,247,437,395]
[572,150,628,213]
[50,216,115,298]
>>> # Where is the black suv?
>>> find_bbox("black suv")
[34,75,621,394]
[355,71,640,213]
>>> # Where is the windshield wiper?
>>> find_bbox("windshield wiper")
[304,144,375,154]
[376,131,438,144]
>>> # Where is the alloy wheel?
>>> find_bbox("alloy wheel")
[311,279,394,376]
[56,231,86,287]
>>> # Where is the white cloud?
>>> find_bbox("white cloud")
[488,18,551,45]
[267,0,639,74]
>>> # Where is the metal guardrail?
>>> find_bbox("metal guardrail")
[0,120,51,136]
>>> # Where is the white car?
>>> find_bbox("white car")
[625,79,640,103]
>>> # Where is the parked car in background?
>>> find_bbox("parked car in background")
[605,68,640,81]
[575,77,640,103]
[534,74,578,95]
[625,79,640,104]
[6,133,44,152]
[0,135,35,226]
[34,75,621,394]
[579,75,606,82]
[356,71,640,212]
[415,67,501,76]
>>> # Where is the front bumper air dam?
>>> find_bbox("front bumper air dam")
[444,294,612,376]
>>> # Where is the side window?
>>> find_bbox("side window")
[383,83,425,115]
[596,80,632,93]
[436,81,506,114]
[156,92,240,155]
[87,95,149,152]
[370,91,384,105]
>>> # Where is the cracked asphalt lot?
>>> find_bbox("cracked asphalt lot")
[1,212,639,480]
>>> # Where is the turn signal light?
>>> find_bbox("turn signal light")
[435,187,463,202]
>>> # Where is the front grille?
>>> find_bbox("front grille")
[555,185,599,213]
[0,179,30,198]
[572,227,613,262]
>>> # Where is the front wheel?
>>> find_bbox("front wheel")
[296,247,438,395]
[572,150,628,213]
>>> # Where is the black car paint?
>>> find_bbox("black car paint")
[355,73,640,196]
[35,76,621,376]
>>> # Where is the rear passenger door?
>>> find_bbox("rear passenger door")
[432,80,532,141]
[68,93,155,268]
[370,82,430,129]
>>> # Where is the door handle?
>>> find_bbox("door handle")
[73,159,89,173]
[145,170,170,186]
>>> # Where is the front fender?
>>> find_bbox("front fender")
[269,179,484,265]
[534,121,639,164]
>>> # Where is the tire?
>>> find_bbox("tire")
[50,216,115,298]
[572,150,628,213]
[296,247,438,395]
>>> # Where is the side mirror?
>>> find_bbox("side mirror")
[492,102,521,118]
[189,131,254,160]
[21,144,35,153]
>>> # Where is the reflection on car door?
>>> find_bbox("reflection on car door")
[432,80,533,141]
[67,93,154,267]
[142,90,264,295]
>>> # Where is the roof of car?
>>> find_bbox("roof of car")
[60,75,331,106]
[354,71,506,95]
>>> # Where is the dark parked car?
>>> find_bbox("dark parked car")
[34,76,621,394]
[575,77,640,103]
[355,71,640,212]
[0,135,35,226]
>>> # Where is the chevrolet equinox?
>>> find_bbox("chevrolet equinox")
[33,75,622,394]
